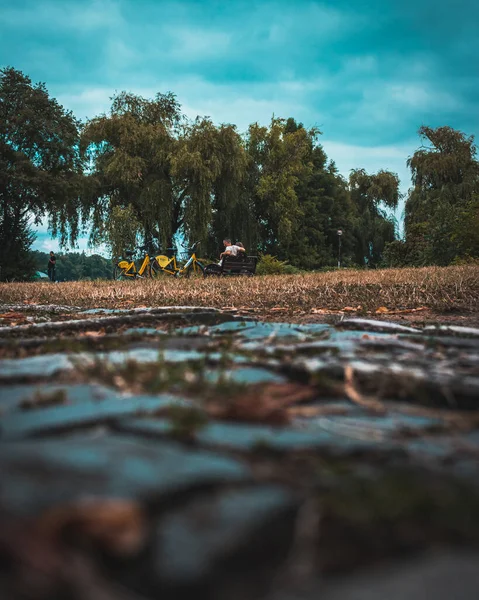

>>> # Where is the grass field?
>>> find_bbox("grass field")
[0,266,478,319]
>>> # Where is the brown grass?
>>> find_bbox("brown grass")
[0,266,478,315]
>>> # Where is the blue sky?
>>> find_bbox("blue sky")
[2,0,478,254]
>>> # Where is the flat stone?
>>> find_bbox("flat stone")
[0,353,72,379]
[240,338,357,356]
[0,382,119,412]
[0,393,191,439]
[142,486,299,600]
[423,325,479,338]
[118,418,391,455]
[0,348,209,381]
[303,411,443,442]
[205,366,286,384]
[337,319,420,334]
[318,551,479,600]
[0,308,237,337]
[0,434,249,516]
[123,327,168,335]
[401,334,479,350]
[178,321,329,341]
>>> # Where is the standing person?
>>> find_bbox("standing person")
[47,251,56,282]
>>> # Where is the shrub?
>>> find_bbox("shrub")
[256,254,300,275]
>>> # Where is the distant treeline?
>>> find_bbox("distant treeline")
[1,67,478,281]
[31,251,112,281]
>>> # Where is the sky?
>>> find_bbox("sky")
[1,0,478,254]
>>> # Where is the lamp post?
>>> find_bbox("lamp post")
[337,229,343,268]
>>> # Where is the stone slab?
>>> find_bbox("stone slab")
[0,394,191,439]
[0,434,249,516]
[117,418,391,455]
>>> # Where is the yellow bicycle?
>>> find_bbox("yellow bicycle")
[152,247,180,276]
[114,247,157,280]
[154,242,206,278]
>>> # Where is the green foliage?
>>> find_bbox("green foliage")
[349,168,399,267]
[288,136,357,269]
[0,212,36,281]
[30,250,112,281]
[0,67,84,280]
[244,118,318,255]
[81,90,182,253]
[105,204,142,259]
[404,126,479,265]
[256,254,293,275]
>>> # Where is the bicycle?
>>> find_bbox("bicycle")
[151,247,180,276]
[154,242,206,278]
[176,242,207,277]
[114,246,157,280]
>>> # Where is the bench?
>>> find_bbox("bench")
[203,255,258,277]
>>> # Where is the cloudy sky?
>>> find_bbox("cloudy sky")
[2,0,478,253]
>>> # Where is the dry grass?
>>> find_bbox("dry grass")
[0,266,478,315]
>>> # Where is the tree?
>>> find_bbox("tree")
[244,117,318,257]
[349,168,400,266]
[82,94,249,256]
[81,91,183,253]
[171,118,247,253]
[31,250,113,281]
[207,124,248,256]
[0,67,84,280]
[285,117,357,268]
[0,212,36,280]
[404,126,479,265]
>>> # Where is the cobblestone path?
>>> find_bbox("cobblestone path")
[1,306,479,599]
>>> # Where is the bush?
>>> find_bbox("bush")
[256,254,301,275]
[451,255,479,266]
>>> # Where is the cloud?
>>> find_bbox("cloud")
[3,0,477,146]
[1,0,124,32]
[167,28,231,60]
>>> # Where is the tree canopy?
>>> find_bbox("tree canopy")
[385,126,479,266]
[0,67,84,280]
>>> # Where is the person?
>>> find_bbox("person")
[218,238,238,265]
[47,251,56,282]
[235,241,246,254]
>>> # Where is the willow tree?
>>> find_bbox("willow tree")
[209,124,249,255]
[244,117,318,257]
[82,94,250,256]
[349,168,400,266]
[80,91,183,254]
[170,118,247,253]
[0,67,83,279]
[404,126,479,264]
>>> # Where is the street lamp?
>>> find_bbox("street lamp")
[337,229,343,268]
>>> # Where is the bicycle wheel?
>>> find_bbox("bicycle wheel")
[149,259,160,278]
[114,265,126,280]
[176,266,191,278]
[192,261,206,277]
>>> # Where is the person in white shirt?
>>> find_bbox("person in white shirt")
[220,238,237,258]
[218,238,247,265]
